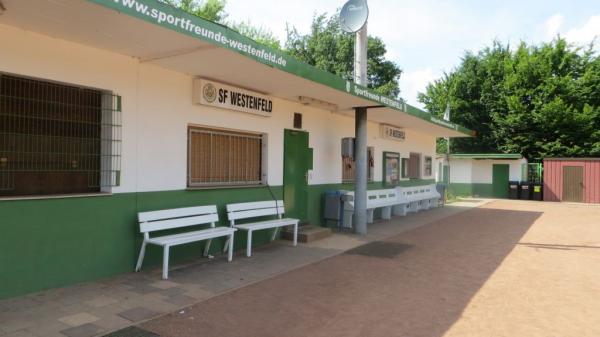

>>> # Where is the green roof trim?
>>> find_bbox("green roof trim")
[87,0,474,136]
[448,153,523,160]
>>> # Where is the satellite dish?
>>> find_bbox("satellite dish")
[340,0,369,33]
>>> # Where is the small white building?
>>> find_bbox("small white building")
[435,154,527,198]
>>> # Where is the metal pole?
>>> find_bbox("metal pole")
[353,21,368,235]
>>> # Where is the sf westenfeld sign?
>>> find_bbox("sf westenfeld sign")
[193,79,273,117]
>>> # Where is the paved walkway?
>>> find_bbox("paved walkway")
[0,201,486,337]
[140,200,600,337]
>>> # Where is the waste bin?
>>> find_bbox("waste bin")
[519,182,532,200]
[508,181,520,199]
[532,184,543,201]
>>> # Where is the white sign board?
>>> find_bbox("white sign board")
[193,79,273,117]
[380,124,406,142]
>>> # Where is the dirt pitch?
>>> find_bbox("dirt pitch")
[141,200,600,337]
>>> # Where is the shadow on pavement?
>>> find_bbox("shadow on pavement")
[140,204,542,337]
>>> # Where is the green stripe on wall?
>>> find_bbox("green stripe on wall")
[0,180,434,299]
[448,183,494,198]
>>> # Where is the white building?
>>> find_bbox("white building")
[0,0,472,299]
[435,154,527,198]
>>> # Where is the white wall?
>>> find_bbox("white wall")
[471,159,527,183]
[0,23,437,193]
[449,159,473,184]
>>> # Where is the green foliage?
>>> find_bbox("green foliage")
[161,0,280,48]
[160,0,228,22]
[285,13,402,97]
[419,38,600,161]
[230,21,281,50]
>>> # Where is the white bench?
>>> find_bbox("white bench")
[135,205,237,279]
[225,200,299,257]
[394,184,441,215]
[343,189,398,225]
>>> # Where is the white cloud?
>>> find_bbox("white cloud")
[400,68,437,109]
[544,14,565,39]
[564,15,600,46]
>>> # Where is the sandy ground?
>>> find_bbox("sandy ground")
[141,200,600,337]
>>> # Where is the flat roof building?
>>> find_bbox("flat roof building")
[0,0,472,299]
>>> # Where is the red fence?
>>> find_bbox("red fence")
[543,159,600,203]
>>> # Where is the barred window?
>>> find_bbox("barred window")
[188,126,265,187]
[342,146,374,183]
[0,74,121,197]
[408,152,422,179]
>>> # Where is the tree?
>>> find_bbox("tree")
[230,21,281,49]
[160,0,228,22]
[161,0,280,48]
[419,38,600,161]
[286,13,402,97]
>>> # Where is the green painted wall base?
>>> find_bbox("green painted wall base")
[449,183,494,198]
[0,179,435,300]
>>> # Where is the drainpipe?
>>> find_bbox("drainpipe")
[353,22,368,235]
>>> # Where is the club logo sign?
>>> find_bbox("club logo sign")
[202,83,217,103]
[193,79,273,117]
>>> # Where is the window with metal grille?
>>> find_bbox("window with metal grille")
[342,147,374,183]
[408,152,422,179]
[188,126,265,187]
[0,74,122,197]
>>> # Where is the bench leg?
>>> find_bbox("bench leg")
[227,233,234,262]
[293,222,298,247]
[246,230,253,257]
[367,209,374,223]
[135,240,147,272]
[203,239,212,257]
[223,237,230,253]
[271,227,279,241]
[381,206,392,220]
[162,245,170,280]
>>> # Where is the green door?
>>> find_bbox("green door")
[283,129,312,222]
[492,164,510,198]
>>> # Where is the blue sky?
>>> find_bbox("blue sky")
[225,0,599,109]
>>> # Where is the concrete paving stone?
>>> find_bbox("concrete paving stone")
[148,280,179,290]
[57,313,100,327]
[84,296,119,309]
[117,308,158,323]
[0,320,34,334]
[102,327,160,337]
[3,330,37,337]
[127,285,161,296]
[163,295,196,307]
[59,323,104,337]
[157,287,186,298]
[26,319,71,337]
[92,314,132,331]
[180,287,213,301]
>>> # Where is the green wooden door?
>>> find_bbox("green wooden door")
[283,129,311,222]
[492,164,510,198]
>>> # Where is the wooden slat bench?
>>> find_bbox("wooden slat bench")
[225,200,299,257]
[135,205,237,279]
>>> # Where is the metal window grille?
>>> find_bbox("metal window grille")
[342,147,374,183]
[0,74,122,197]
[188,127,263,186]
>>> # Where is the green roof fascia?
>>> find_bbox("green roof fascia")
[87,0,474,137]
[448,153,523,160]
